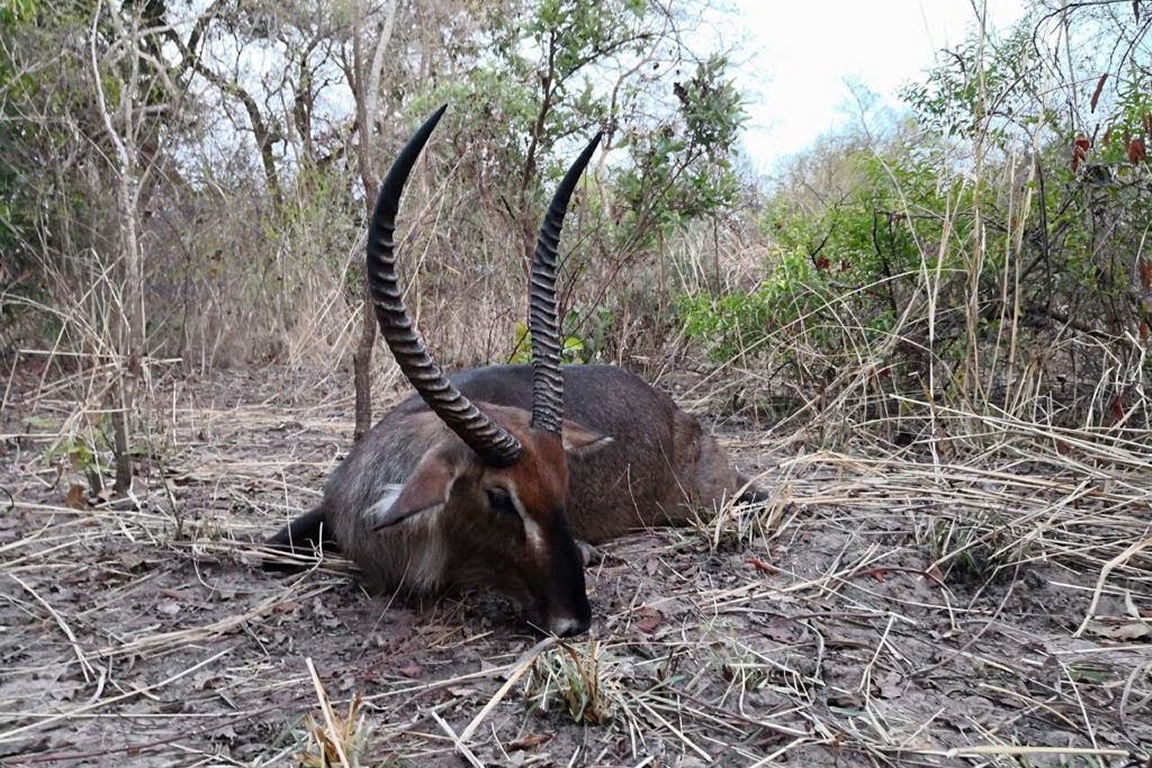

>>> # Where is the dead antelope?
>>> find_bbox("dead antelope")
[269,106,765,636]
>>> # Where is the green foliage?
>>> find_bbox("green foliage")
[677,289,773,363]
[426,0,645,168]
[392,0,748,370]
[901,21,1043,145]
[509,321,572,366]
[1095,71,1152,163]
[0,0,86,303]
[927,513,1025,585]
[577,305,615,363]
[613,56,746,248]
[412,2,745,257]
[43,418,109,496]
[677,130,947,367]
[0,0,36,24]
[529,0,647,81]
[678,2,1152,436]
[524,639,615,725]
[509,306,612,365]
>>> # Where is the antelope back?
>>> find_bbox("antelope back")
[404,364,747,541]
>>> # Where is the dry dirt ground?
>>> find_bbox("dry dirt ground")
[1,366,1150,767]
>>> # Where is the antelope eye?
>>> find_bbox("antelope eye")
[485,488,519,519]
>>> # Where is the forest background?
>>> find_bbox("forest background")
[3,1,1152,764]
[1,0,1150,535]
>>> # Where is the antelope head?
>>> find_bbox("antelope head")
[365,106,605,636]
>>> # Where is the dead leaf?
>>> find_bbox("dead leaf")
[745,556,779,574]
[1090,73,1108,112]
[508,732,553,751]
[1128,136,1147,164]
[635,606,663,634]
[1137,257,1152,289]
[1085,619,1151,641]
[118,552,153,571]
[156,600,181,617]
[762,618,803,644]
[447,686,477,698]
[828,692,865,712]
[1072,133,1091,171]
[311,597,341,629]
[65,484,86,509]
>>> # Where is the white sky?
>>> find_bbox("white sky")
[724,0,1028,173]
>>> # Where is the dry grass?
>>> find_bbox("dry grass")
[2,361,1150,768]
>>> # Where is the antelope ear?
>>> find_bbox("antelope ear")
[560,419,613,456]
[371,453,458,529]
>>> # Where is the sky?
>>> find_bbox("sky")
[722,0,1028,174]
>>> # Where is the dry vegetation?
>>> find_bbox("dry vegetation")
[2,330,1150,766]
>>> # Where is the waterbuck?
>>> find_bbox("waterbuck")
[270,106,765,636]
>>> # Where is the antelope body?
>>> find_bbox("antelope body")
[270,107,763,636]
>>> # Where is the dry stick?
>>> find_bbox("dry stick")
[9,573,95,683]
[456,635,557,743]
[96,578,331,657]
[634,697,712,762]
[658,684,811,739]
[745,736,818,768]
[385,653,537,703]
[946,745,1134,760]
[859,611,897,696]
[1074,536,1152,638]
[305,657,352,768]
[1060,661,1099,749]
[429,709,485,768]
[976,683,1079,731]
[0,646,233,744]
[1118,658,1152,731]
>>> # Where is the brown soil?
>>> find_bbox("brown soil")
[1,366,1149,767]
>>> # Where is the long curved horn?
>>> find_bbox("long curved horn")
[367,105,523,467]
[529,133,603,434]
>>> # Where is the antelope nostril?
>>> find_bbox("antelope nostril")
[549,615,590,637]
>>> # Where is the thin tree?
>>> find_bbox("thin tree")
[346,0,397,441]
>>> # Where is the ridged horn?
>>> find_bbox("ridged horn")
[529,132,603,434]
[367,105,523,467]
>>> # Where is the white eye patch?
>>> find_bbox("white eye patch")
[509,494,547,556]
[522,514,546,557]
[486,485,546,557]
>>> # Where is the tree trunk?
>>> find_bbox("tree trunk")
[91,3,150,496]
[350,0,396,442]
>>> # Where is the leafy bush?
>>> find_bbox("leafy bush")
[679,4,1152,436]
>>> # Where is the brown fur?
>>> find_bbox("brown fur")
[270,363,763,635]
